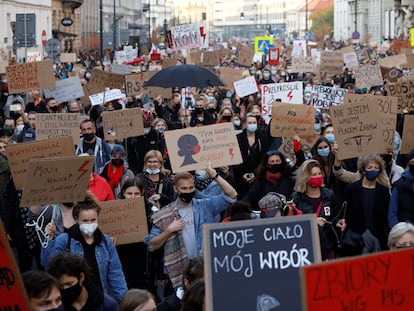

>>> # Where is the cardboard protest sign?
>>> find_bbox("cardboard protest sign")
[320,51,343,76]
[385,81,414,112]
[344,93,398,150]
[381,66,403,83]
[6,60,55,94]
[343,52,359,68]
[89,89,126,106]
[101,107,144,140]
[44,76,84,103]
[291,57,316,73]
[219,67,244,87]
[71,64,86,78]
[60,53,77,63]
[164,123,242,173]
[301,248,414,311]
[203,214,321,311]
[401,48,414,68]
[111,63,136,74]
[20,156,94,206]
[0,60,8,73]
[36,113,81,145]
[169,24,203,50]
[311,85,346,109]
[401,114,414,154]
[233,76,258,98]
[0,220,31,310]
[114,47,138,64]
[237,47,255,65]
[6,136,75,189]
[125,72,171,98]
[291,40,307,58]
[98,198,148,245]
[378,54,408,68]
[354,64,383,90]
[279,134,319,162]
[87,68,125,94]
[330,101,386,160]
[261,82,303,124]
[270,103,315,138]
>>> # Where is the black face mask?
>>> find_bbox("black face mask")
[49,106,59,112]
[61,281,82,304]
[195,107,204,114]
[83,133,95,142]
[409,164,414,175]
[222,115,231,122]
[175,103,181,111]
[207,108,216,114]
[4,127,14,137]
[179,191,195,203]
[267,163,283,174]
[111,158,124,167]
[62,202,74,207]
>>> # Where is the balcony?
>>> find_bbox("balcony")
[62,0,83,13]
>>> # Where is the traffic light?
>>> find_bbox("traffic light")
[240,12,244,20]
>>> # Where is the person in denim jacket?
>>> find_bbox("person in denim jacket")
[41,191,128,301]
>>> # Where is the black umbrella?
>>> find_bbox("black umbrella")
[144,64,225,88]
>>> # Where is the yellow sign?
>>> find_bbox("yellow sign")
[411,28,414,47]
[254,36,274,55]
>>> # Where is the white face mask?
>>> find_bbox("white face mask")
[233,120,241,127]
[79,223,98,237]
[143,127,151,135]
[16,124,24,132]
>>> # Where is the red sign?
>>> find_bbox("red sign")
[41,29,47,46]
[0,221,31,310]
[268,48,280,65]
[301,248,414,311]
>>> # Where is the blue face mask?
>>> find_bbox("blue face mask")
[226,91,232,98]
[146,168,160,175]
[195,169,206,181]
[314,123,321,132]
[325,133,335,143]
[364,169,380,181]
[247,124,257,133]
[317,147,330,157]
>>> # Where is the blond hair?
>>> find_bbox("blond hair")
[294,159,324,193]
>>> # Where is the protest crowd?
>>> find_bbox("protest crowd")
[1,37,414,311]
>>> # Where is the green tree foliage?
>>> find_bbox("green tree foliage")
[310,7,333,40]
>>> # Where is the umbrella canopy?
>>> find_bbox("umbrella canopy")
[144,64,225,88]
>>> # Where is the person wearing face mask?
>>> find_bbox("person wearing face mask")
[232,114,242,133]
[388,149,414,228]
[144,164,237,289]
[100,144,134,198]
[341,154,391,256]
[322,124,335,145]
[190,96,215,127]
[46,98,62,113]
[258,68,275,85]
[2,117,17,143]
[42,191,128,301]
[47,253,118,311]
[311,137,337,190]
[291,160,345,260]
[154,92,182,130]
[216,106,234,123]
[76,120,112,175]
[136,150,174,209]
[152,117,172,172]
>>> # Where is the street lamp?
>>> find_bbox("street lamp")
[305,0,308,34]
[100,0,103,65]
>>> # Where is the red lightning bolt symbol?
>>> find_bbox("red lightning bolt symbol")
[287,91,293,101]
[229,148,234,161]
[77,160,90,181]
[199,27,206,44]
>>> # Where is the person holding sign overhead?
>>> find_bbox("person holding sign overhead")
[291,159,345,260]
[144,163,237,289]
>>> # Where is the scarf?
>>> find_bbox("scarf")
[107,163,123,189]
[151,201,188,288]
[266,171,282,184]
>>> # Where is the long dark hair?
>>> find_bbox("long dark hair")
[255,150,290,179]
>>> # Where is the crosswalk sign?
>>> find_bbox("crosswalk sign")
[254,36,274,55]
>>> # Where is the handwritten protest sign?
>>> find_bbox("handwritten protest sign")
[343,52,359,68]
[71,64,86,78]
[330,100,386,160]
[344,93,398,150]
[36,113,80,145]
[110,63,136,74]
[0,221,31,310]
[164,123,242,173]
[170,24,203,50]
[98,198,148,245]
[385,80,414,112]
[238,47,255,65]
[89,89,126,106]
[270,103,315,138]
[125,72,171,98]
[261,82,303,123]
[20,156,94,206]
[279,134,319,162]
[44,76,84,103]
[6,60,55,94]
[60,53,77,63]
[291,57,316,73]
[233,76,258,98]
[401,114,414,154]
[301,248,414,311]
[291,40,307,58]
[101,107,144,140]
[114,47,138,64]
[311,85,346,109]
[381,66,403,83]
[354,64,383,90]
[320,51,343,76]
[219,67,244,87]
[378,53,408,68]
[203,215,321,311]
[87,68,124,94]
[6,136,75,189]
